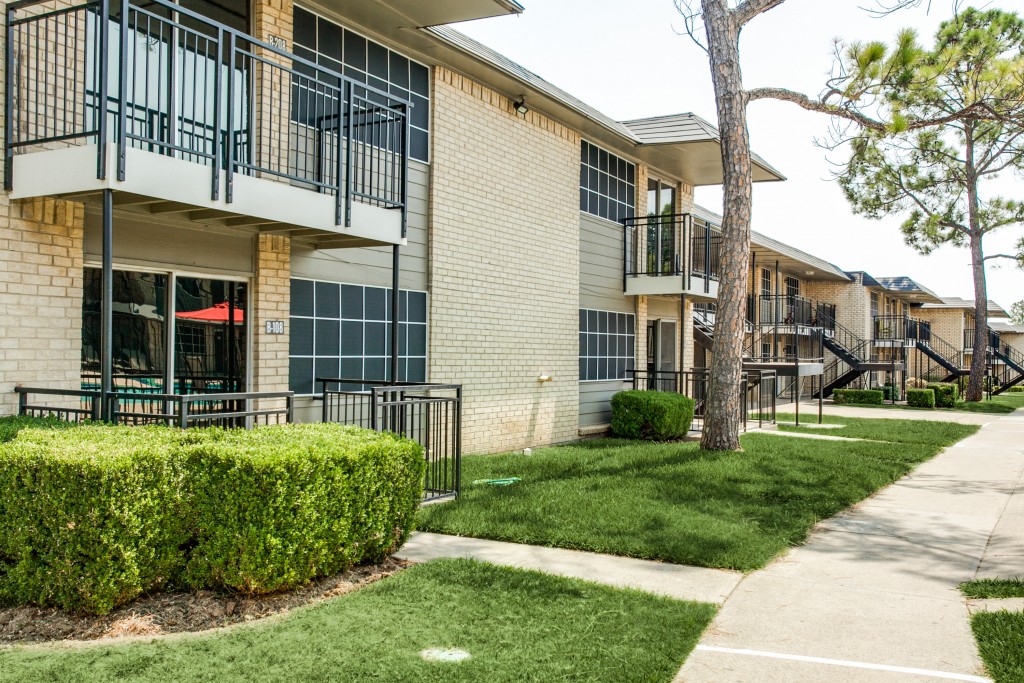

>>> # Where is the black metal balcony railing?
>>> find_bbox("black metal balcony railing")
[754,295,836,331]
[873,315,932,343]
[622,214,722,292]
[964,327,1001,352]
[5,0,409,231]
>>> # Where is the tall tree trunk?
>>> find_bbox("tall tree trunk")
[965,131,987,403]
[700,0,752,451]
[966,230,988,402]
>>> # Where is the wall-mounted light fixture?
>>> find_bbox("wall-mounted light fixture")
[513,97,529,116]
[537,374,552,382]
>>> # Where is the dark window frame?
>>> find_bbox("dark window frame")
[579,308,636,382]
[580,140,635,223]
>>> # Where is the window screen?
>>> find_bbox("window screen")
[579,309,635,381]
[289,278,428,395]
[293,7,430,162]
[580,140,635,223]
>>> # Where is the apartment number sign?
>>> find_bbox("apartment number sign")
[266,34,288,50]
[265,320,285,335]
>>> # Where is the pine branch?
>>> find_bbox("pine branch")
[732,0,787,26]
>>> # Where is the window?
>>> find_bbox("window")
[288,279,428,395]
[580,140,635,223]
[579,309,635,381]
[785,276,800,297]
[293,7,431,162]
[646,179,677,274]
[870,292,879,317]
[760,268,772,297]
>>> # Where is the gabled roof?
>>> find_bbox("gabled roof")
[845,271,883,288]
[874,276,943,304]
[991,321,1024,334]
[622,114,785,184]
[691,205,849,281]
[921,297,1009,317]
[421,27,785,186]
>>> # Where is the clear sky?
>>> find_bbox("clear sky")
[456,0,1024,315]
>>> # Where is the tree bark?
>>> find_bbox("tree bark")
[700,0,751,451]
[965,129,988,403]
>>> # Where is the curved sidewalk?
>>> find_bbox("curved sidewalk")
[676,409,1024,682]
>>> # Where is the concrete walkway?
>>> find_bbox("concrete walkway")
[676,408,1024,682]
[396,532,742,604]
[788,400,996,425]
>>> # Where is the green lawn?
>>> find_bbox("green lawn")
[960,578,1024,599]
[971,611,1024,683]
[419,423,975,571]
[777,414,979,445]
[0,559,715,683]
[825,393,1024,414]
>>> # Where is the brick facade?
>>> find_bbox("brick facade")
[252,234,291,416]
[428,67,580,453]
[0,197,85,414]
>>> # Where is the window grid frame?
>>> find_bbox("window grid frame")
[579,308,636,383]
[292,6,431,163]
[289,277,428,397]
[580,140,636,224]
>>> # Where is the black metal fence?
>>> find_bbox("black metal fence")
[965,327,1001,352]
[15,386,293,427]
[627,368,777,432]
[321,379,461,502]
[5,0,409,231]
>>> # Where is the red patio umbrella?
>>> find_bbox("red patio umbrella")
[175,301,244,323]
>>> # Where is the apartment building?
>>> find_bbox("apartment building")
[5,0,1017,455]
[3,0,793,453]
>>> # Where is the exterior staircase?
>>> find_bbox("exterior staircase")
[813,311,897,398]
[993,340,1024,395]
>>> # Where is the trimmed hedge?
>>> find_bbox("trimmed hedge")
[882,385,901,401]
[1008,385,1024,393]
[610,391,695,441]
[832,389,884,405]
[927,382,960,408]
[907,388,937,408]
[0,422,424,614]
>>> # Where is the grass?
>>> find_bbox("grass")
[826,393,1024,414]
[418,423,974,571]
[0,559,716,683]
[960,578,1024,599]
[777,414,979,445]
[971,611,1024,683]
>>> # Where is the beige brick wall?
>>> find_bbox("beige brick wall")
[429,67,580,453]
[804,277,872,340]
[916,308,965,349]
[0,197,85,414]
[251,234,290,418]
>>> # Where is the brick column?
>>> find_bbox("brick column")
[0,197,85,414]
[250,0,294,180]
[252,234,290,418]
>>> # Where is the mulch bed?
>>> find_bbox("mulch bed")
[0,558,409,645]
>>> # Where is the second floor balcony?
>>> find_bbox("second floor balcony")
[752,294,837,332]
[964,327,1001,353]
[5,0,409,248]
[873,315,931,346]
[622,213,721,300]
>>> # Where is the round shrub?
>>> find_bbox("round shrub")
[926,382,960,408]
[907,388,937,408]
[610,390,695,440]
[0,423,424,614]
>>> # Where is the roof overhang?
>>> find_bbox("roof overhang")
[319,0,522,31]
[635,141,784,186]
[874,278,944,305]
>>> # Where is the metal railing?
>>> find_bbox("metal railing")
[321,379,461,502]
[873,315,931,343]
[5,0,409,232]
[15,386,292,427]
[627,368,777,432]
[965,327,1001,352]
[754,294,837,330]
[622,213,721,292]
